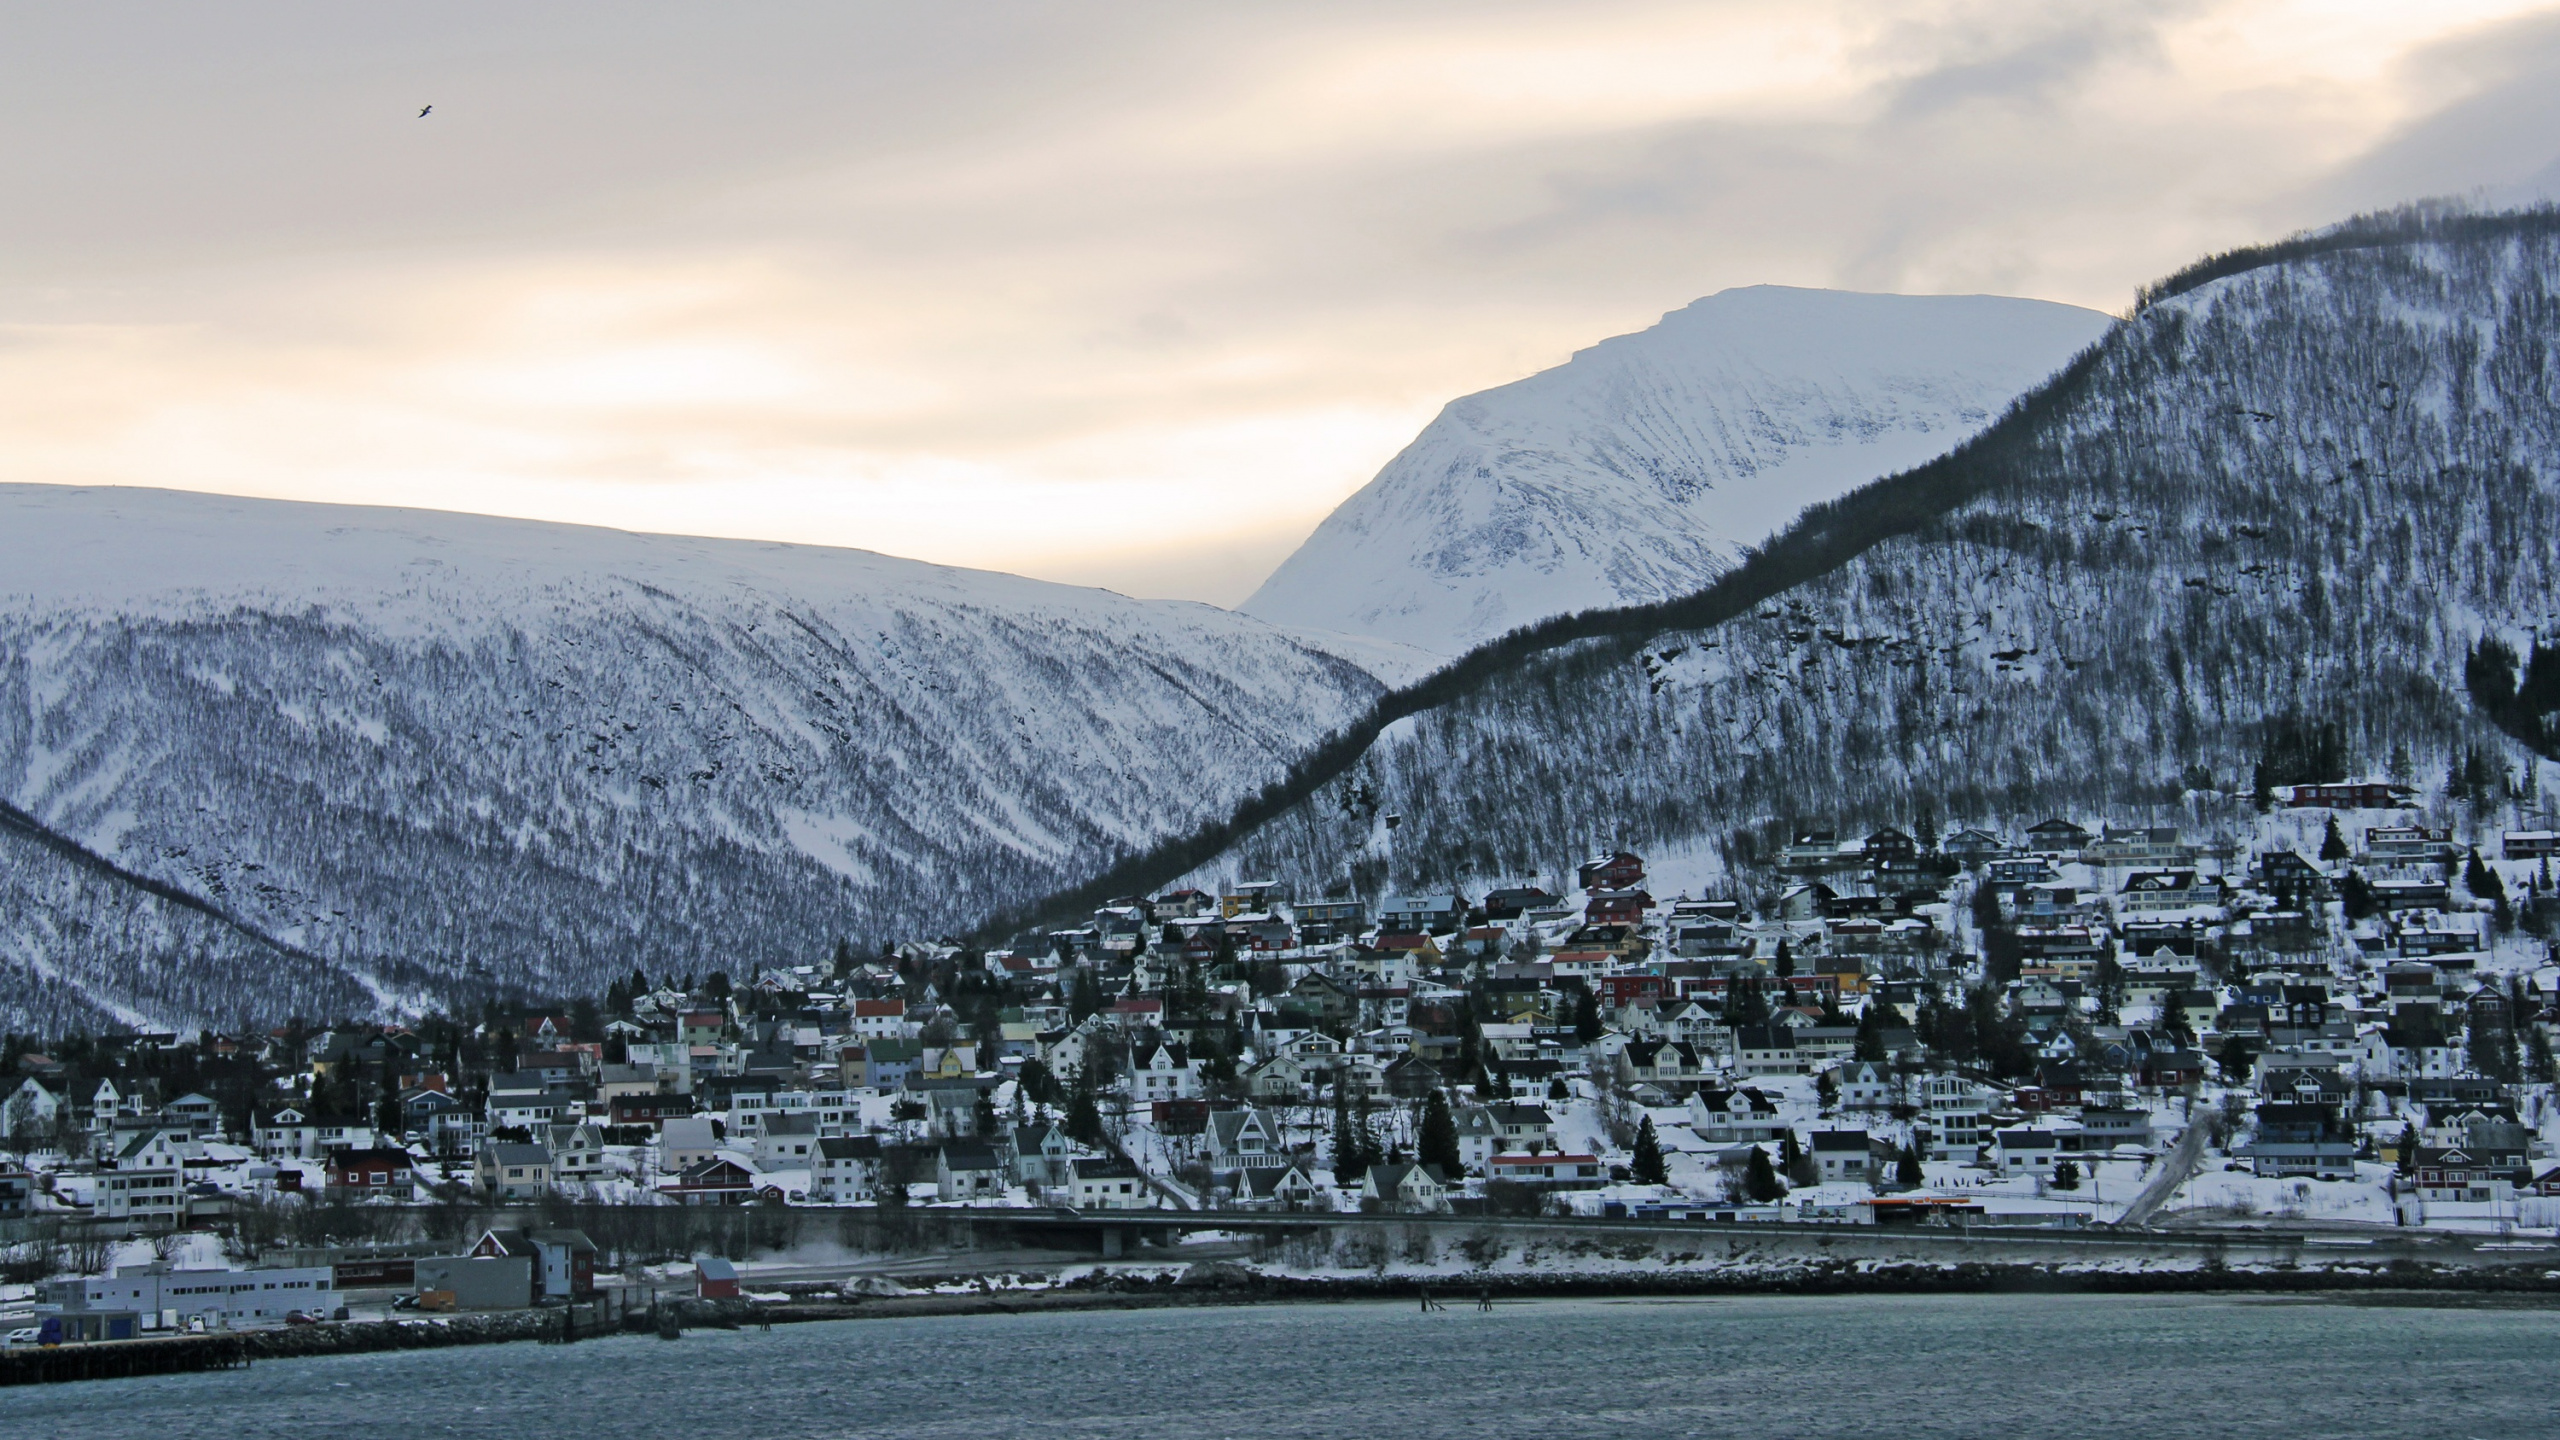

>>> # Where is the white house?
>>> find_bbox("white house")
[1131,1043,1202,1103]
[811,1135,882,1204]
[752,1113,820,1172]
[660,1116,721,1172]
[1207,1108,1285,1171]
[1991,1128,2063,1178]
[1809,1129,1876,1185]
[487,1080,563,1133]
[1361,1162,1449,1212]
[1839,1061,1894,1110]
[94,1128,186,1223]
[4,1076,65,1141]
[1071,1157,1157,1209]
[1919,1075,1994,1148]
[475,1141,556,1201]
[253,1107,320,1160]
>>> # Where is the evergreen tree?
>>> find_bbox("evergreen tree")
[1781,1130,1816,1187]
[1418,1089,1463,1177]
[2467,848,2512,930]
[1773,938,1795,980]
[1632,1115,1668,1185]
[2152,984,2197,1048]
[2466,848,2506,903]
[2218,1034,2257,1085]
[1970,876,2004,934]
[1573,987,1603,1043]
[1895,1141,1924,1189]
[2396,1123,2420,1176]
[2529,1025,2557,1087]
[1743,1145,1787,1202]
[2469,1004,2520,1085]
[374,1068,403,1141]
[1725,977,1770,1028]
[2052,1158,2080,1191]
[1354,1093,1386,1173]
[2319,816,2350,863]
[1331,1088,1364,1186]
[1815,1069,1839,1112]
[1064,1072,1104,1146]
[1853,1002,1888,1063]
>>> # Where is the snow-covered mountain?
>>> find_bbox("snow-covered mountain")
[1242,287,2112,655]
[0,486,1393,1032]
[1111,208,2560,911]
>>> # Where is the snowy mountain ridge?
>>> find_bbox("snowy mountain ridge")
[0,485,1394,1032]
[1121,209,2560,916]
[1241,286,2113,655]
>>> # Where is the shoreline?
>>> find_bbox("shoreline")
[12,1261,2560,1386]
[757,1260,2560,1323]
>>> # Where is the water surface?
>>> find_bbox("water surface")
[6,1293,2546,1438]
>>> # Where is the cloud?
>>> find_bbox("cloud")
[2,2,2556,602]
[2293,8,2560,215]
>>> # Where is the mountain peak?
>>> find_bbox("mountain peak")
[1240,287,2111,655]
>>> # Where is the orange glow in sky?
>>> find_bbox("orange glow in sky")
[3,2,2556,602]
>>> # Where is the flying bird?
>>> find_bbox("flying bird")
[418,105,432,118]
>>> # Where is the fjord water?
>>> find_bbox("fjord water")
[6,1294,2548,1438]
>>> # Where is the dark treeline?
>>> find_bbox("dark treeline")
[2133,200,2560,311]
[2468,635,2560,758]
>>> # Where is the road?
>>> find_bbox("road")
[2114,1114,2214,1229]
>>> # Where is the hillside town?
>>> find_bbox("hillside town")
[8,781,2560,1337]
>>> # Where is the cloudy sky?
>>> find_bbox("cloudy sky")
[4,2,2558,604]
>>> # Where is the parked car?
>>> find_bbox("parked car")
[3,1326,39,1348]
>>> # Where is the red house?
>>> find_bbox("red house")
[1598,974,1666,1008]
[608,1092,698,1129]
[1578,852,1647,891]
[325,1146,415,1198]
[1151,1098,1210,1135]
[2287,781,2417,809]
[1584,890,1653,925]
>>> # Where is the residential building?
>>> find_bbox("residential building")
[1071,1157,1156,1210]
[811,1135,882,1204]
[470,1227,598,1300]
[475,1141,555,1201]
[1361,1162,1450,1212]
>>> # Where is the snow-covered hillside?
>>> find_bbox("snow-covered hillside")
[1179,211,2560,906]
[0,485,1391,1031]
[1242,287,2111,655]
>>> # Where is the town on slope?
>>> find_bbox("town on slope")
[6,773,2560,1329]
